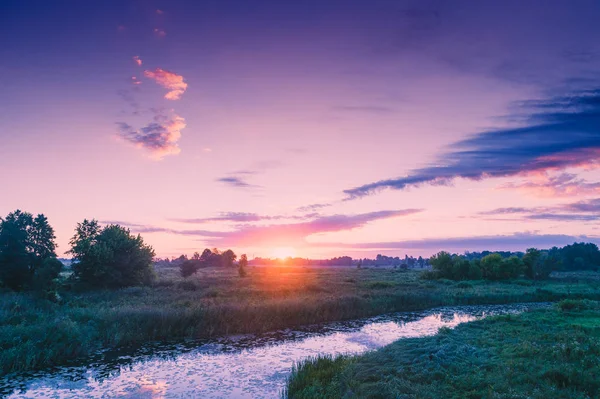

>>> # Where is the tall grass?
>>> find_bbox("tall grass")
[285,300,600,398]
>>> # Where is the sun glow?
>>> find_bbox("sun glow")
[269,246,297,259]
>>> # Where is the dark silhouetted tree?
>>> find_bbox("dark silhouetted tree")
[238,254,248,277]
[0,210,60,290]
[221,249,237,267]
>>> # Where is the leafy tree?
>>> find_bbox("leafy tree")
[523,248,553,280]
[238,254,248,277]
[221,249,237,267]
[430,251,453,278]
[0,210,59,290]
[69,221,155,288]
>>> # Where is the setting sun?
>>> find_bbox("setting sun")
[269,247,297,259]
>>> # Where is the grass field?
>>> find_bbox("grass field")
[284,299,600,398]
[2,266,600,375]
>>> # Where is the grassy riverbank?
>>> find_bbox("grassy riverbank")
[2,266,600,375]
[284,299,600,399]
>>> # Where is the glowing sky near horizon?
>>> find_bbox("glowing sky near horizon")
[3,0,600,258]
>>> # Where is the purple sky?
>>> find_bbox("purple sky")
[2,0,600,258]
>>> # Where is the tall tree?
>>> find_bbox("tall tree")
[0,210,59,290]
[69,221,155,288]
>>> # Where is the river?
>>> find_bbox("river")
[1,302,549,399]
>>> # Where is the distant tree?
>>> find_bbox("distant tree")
[69,221,155,288]
[0,210,60,290]
[523,248,553,280]
[238,254,248,277]
[430,251,453,278]
[221,249,237,267]
[192,251,201,260]
[357,259,362,269]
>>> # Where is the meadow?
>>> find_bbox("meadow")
[2,266,600,375]
[284,299,600,398]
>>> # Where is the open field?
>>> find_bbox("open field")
[2,266,600,375]
[284,299,600,398]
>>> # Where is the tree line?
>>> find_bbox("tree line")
[426,242,600,281]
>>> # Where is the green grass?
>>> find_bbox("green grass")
[284,299,600,399]
[2,267,600,375]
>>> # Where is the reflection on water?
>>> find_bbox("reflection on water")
[1,303,549,399]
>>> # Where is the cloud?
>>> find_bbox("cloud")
[201,209,423,247]
[117,113,185,159]
[125,209,422,248]
[216,176,260,189]
[173,212,279,224]
[154,28,166,37]
[144,68,187,100]
[313,232,599,254]
[478,207,531,215]
[526,213,600,221]
[344,88,600,199]
[296,203,333,212]
[501,172,600,197]
[133,56,142,66]
[477,197,600,222]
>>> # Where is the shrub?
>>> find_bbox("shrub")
[557,299,593,311]
[180,259,202,278]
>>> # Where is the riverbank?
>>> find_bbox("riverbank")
[284,299,600,398]
[2,267,600,375]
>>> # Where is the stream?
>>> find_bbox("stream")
[1,302,550,399]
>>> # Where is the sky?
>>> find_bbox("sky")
[3,0,600,259]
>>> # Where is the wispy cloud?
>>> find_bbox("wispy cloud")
[344,88,600,199]
[200,209,423,247]
[216,176,259,189]
[117,112,185,159]
[153,28,166,37]
[501,172,600,198]
[478,197,600,223]
[217,159,283,190]
[133,56,142,66]
[144,68,187,100]
[296,203,332,212]
[173,212,280,224]
[122,209,422,248]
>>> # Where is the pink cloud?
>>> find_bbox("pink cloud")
[133,56,142,66]
[204,209,423,247]
[154,28,166,37]
[117,113,186,159]
[501,172,600,198]
[144,68,187,100]
[122,209,423,248]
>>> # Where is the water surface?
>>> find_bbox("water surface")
[1,303,549,399]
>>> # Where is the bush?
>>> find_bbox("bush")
[180,259,201,278]
[69,220,155,289]
[557,299,594,312]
